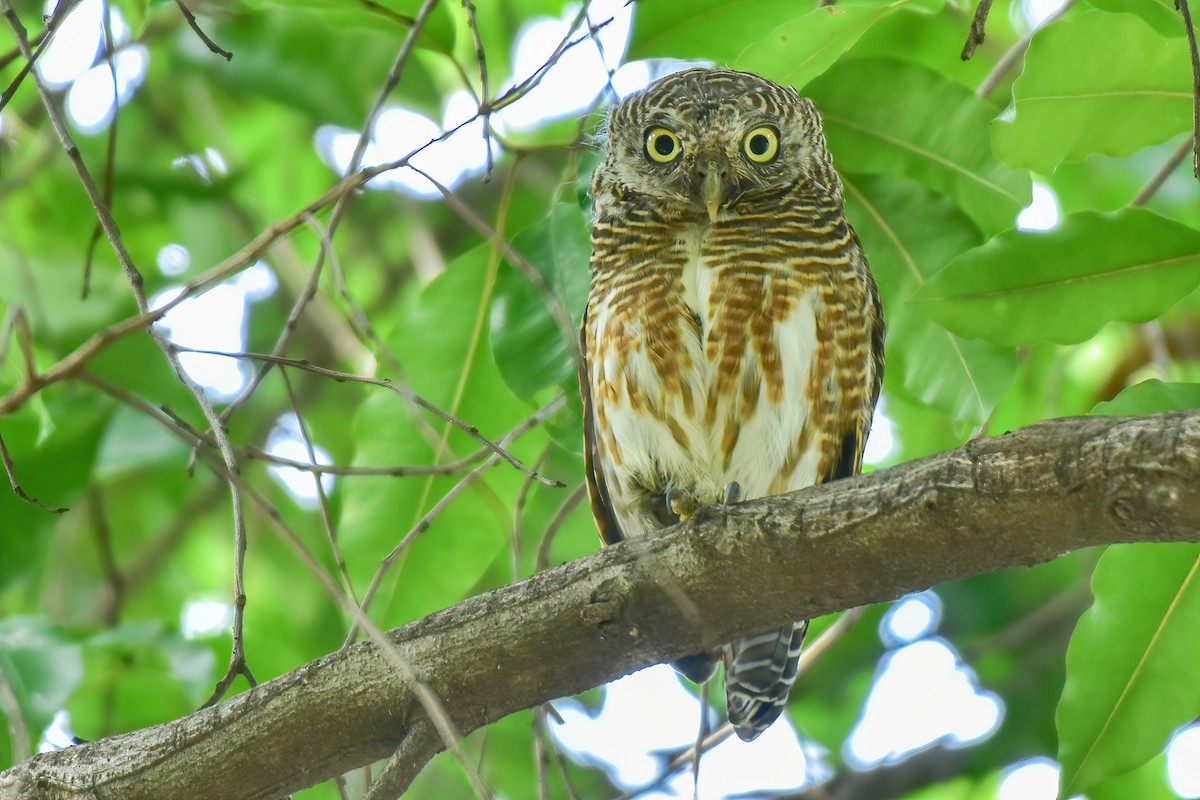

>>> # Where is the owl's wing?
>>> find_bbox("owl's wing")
[827,242,885,485]
[579,318,625,546]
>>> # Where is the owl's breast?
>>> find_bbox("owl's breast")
[585,217,837,536]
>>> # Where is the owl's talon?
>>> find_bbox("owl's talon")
[665,487,699,522]
[722,481,742,506]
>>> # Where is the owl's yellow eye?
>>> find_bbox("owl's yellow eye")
[645,127,682,163]
[743,127,779,163]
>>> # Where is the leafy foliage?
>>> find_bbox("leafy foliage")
[1,0,1199,797]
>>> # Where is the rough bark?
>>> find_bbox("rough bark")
[4,411,1200,800]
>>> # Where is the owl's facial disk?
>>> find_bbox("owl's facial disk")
[597,69,831,221]
[638,123,760,221]
[686,129,770,222]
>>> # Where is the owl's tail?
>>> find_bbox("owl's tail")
[724,620,809,741]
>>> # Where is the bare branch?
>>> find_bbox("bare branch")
[81,0,120,300]
[7,411,1200,799]
[0,111,490,420]
[960,0,994,60]
[410,165,581,376]
[173,0,233,60]
[0,429,68,513]
[214,0,439,431]
[461,0,494,181]
[279,368,358,606]
[2,0,260,702]
[0,0,74,113]
[174,347,564,486]
[1178,0,1200,179]
[1131,136,1195,206]
[345,394,568,645]
[536,483,587,573]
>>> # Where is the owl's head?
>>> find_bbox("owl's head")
[594,68,835,221]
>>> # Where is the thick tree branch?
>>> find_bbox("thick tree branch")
[5,411,1200,799]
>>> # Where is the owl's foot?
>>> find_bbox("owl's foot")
[665,487,699,522]
[722,481,742,506]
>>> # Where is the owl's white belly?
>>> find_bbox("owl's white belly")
[595,237,822,537]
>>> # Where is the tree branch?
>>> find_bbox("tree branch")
[5,411,1200,800]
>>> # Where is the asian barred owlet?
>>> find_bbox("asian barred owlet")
[580,68,885,742]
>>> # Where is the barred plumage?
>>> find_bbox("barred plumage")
[581,68,884,742]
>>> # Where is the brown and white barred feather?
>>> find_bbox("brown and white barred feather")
[580,68,884,742]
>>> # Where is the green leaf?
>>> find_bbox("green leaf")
[1087,753,1175,800]
[490,202,591,402]
[805,59,1031,235]
[913,208,1200,346]
[1057,543,1200,795]
[628,0,807,61]
[0,396,111,590]
[733,2,915,91]
[1085,0,1197,37]
[991,12,1192,174]
[1091,380,1200,416]
[843,174,1015,427]
[341,246,538,625]
[70,622,217,738]
[88,622,216,708]
[0,617,84,751]
[210,9,447,127]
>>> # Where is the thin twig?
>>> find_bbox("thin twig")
[345,394,568,646]
[0,114,517,419]
[0,308,15,373]
[962,584,1089,661]
[512,447,552,581]
[409,165,580,374]
[176,346,563,487]
[583,0,619,107]
[280,368,358,606]
[1131,136,1194,206]
[5,308,37,390]
[242,443,497,476]
[173,0,232,60]
[0,0,143,296]
[488,7,614,115]
[0,0,74,113]
[213,0,439,437]
[2,0,260,706]
[82,0,121,300]
[0,428,68,512]
[533,705,552,800]
[461,0,494,181]
[1178,0,1200,178]
[976,0,1078,98]
[0,26,45,71]
[960,0,994,60]
[89,490,125,626]
[691,681,709,800]
[83,367,490,799]
[81,364,539,484]
[535,484,586,573]
[301,216,383,367]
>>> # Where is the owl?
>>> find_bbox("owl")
[579,68,885,742]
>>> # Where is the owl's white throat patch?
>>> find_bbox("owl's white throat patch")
[678,223,713,326]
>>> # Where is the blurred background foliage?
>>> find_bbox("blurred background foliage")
[2,0,1200,797]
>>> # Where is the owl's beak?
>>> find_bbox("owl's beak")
[702,169,722,223]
